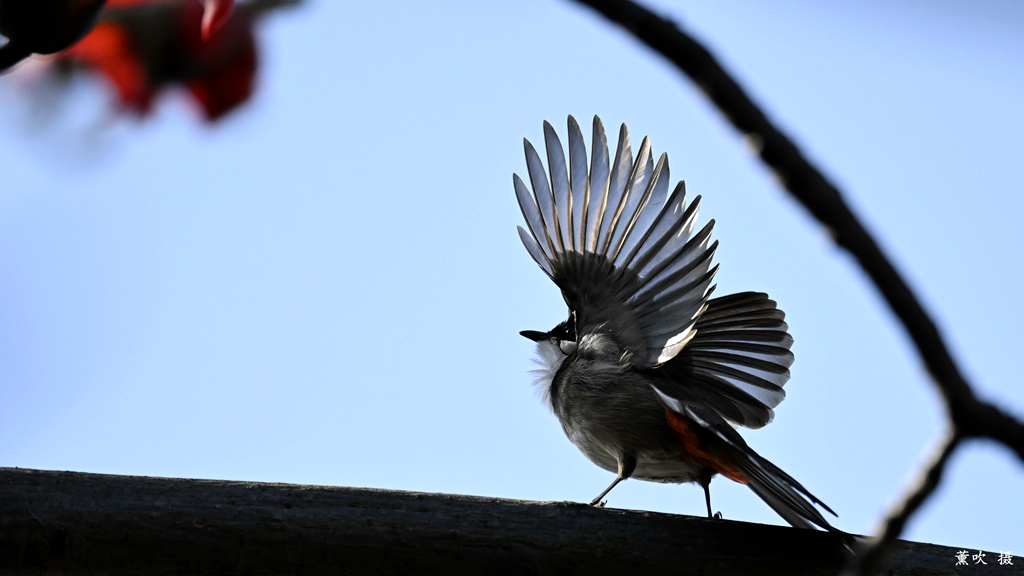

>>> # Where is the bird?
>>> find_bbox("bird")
[514,114,840,534]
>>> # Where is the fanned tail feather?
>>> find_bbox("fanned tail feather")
[652,388,841,535]
[682,403,845,537]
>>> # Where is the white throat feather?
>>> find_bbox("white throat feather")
[530,340,565,408]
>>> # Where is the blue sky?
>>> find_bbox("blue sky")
[2,0,1022,557]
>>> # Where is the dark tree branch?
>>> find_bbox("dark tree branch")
[0,468,1009,575]
[565,0,1024,571]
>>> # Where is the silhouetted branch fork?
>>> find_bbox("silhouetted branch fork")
[566,0,1024,460]
[0,468,1005,575]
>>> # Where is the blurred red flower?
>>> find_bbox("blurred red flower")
[54,0,292,122]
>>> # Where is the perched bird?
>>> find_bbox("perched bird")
[515,115,839,533]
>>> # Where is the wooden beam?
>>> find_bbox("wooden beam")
[0,468,1007,575]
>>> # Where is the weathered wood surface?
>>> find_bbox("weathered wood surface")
[0,467,1007,575]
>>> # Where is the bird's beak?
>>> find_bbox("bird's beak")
[519,330,548,342]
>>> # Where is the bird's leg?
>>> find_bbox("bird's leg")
[703,483,713,518]
[698,469,720,519]
[589,477,623,506]
[589,455,637,506]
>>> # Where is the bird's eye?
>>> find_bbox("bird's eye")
[558,340,577,355]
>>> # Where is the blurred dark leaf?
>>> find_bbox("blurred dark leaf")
[0,0,107,71]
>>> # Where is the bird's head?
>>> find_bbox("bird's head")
[520,314,577,355]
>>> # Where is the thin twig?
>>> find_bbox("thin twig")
[850,428,963,576]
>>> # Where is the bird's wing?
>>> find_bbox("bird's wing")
[651,386,841,535]
[654,292,794,429]
[516,115,718,368]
